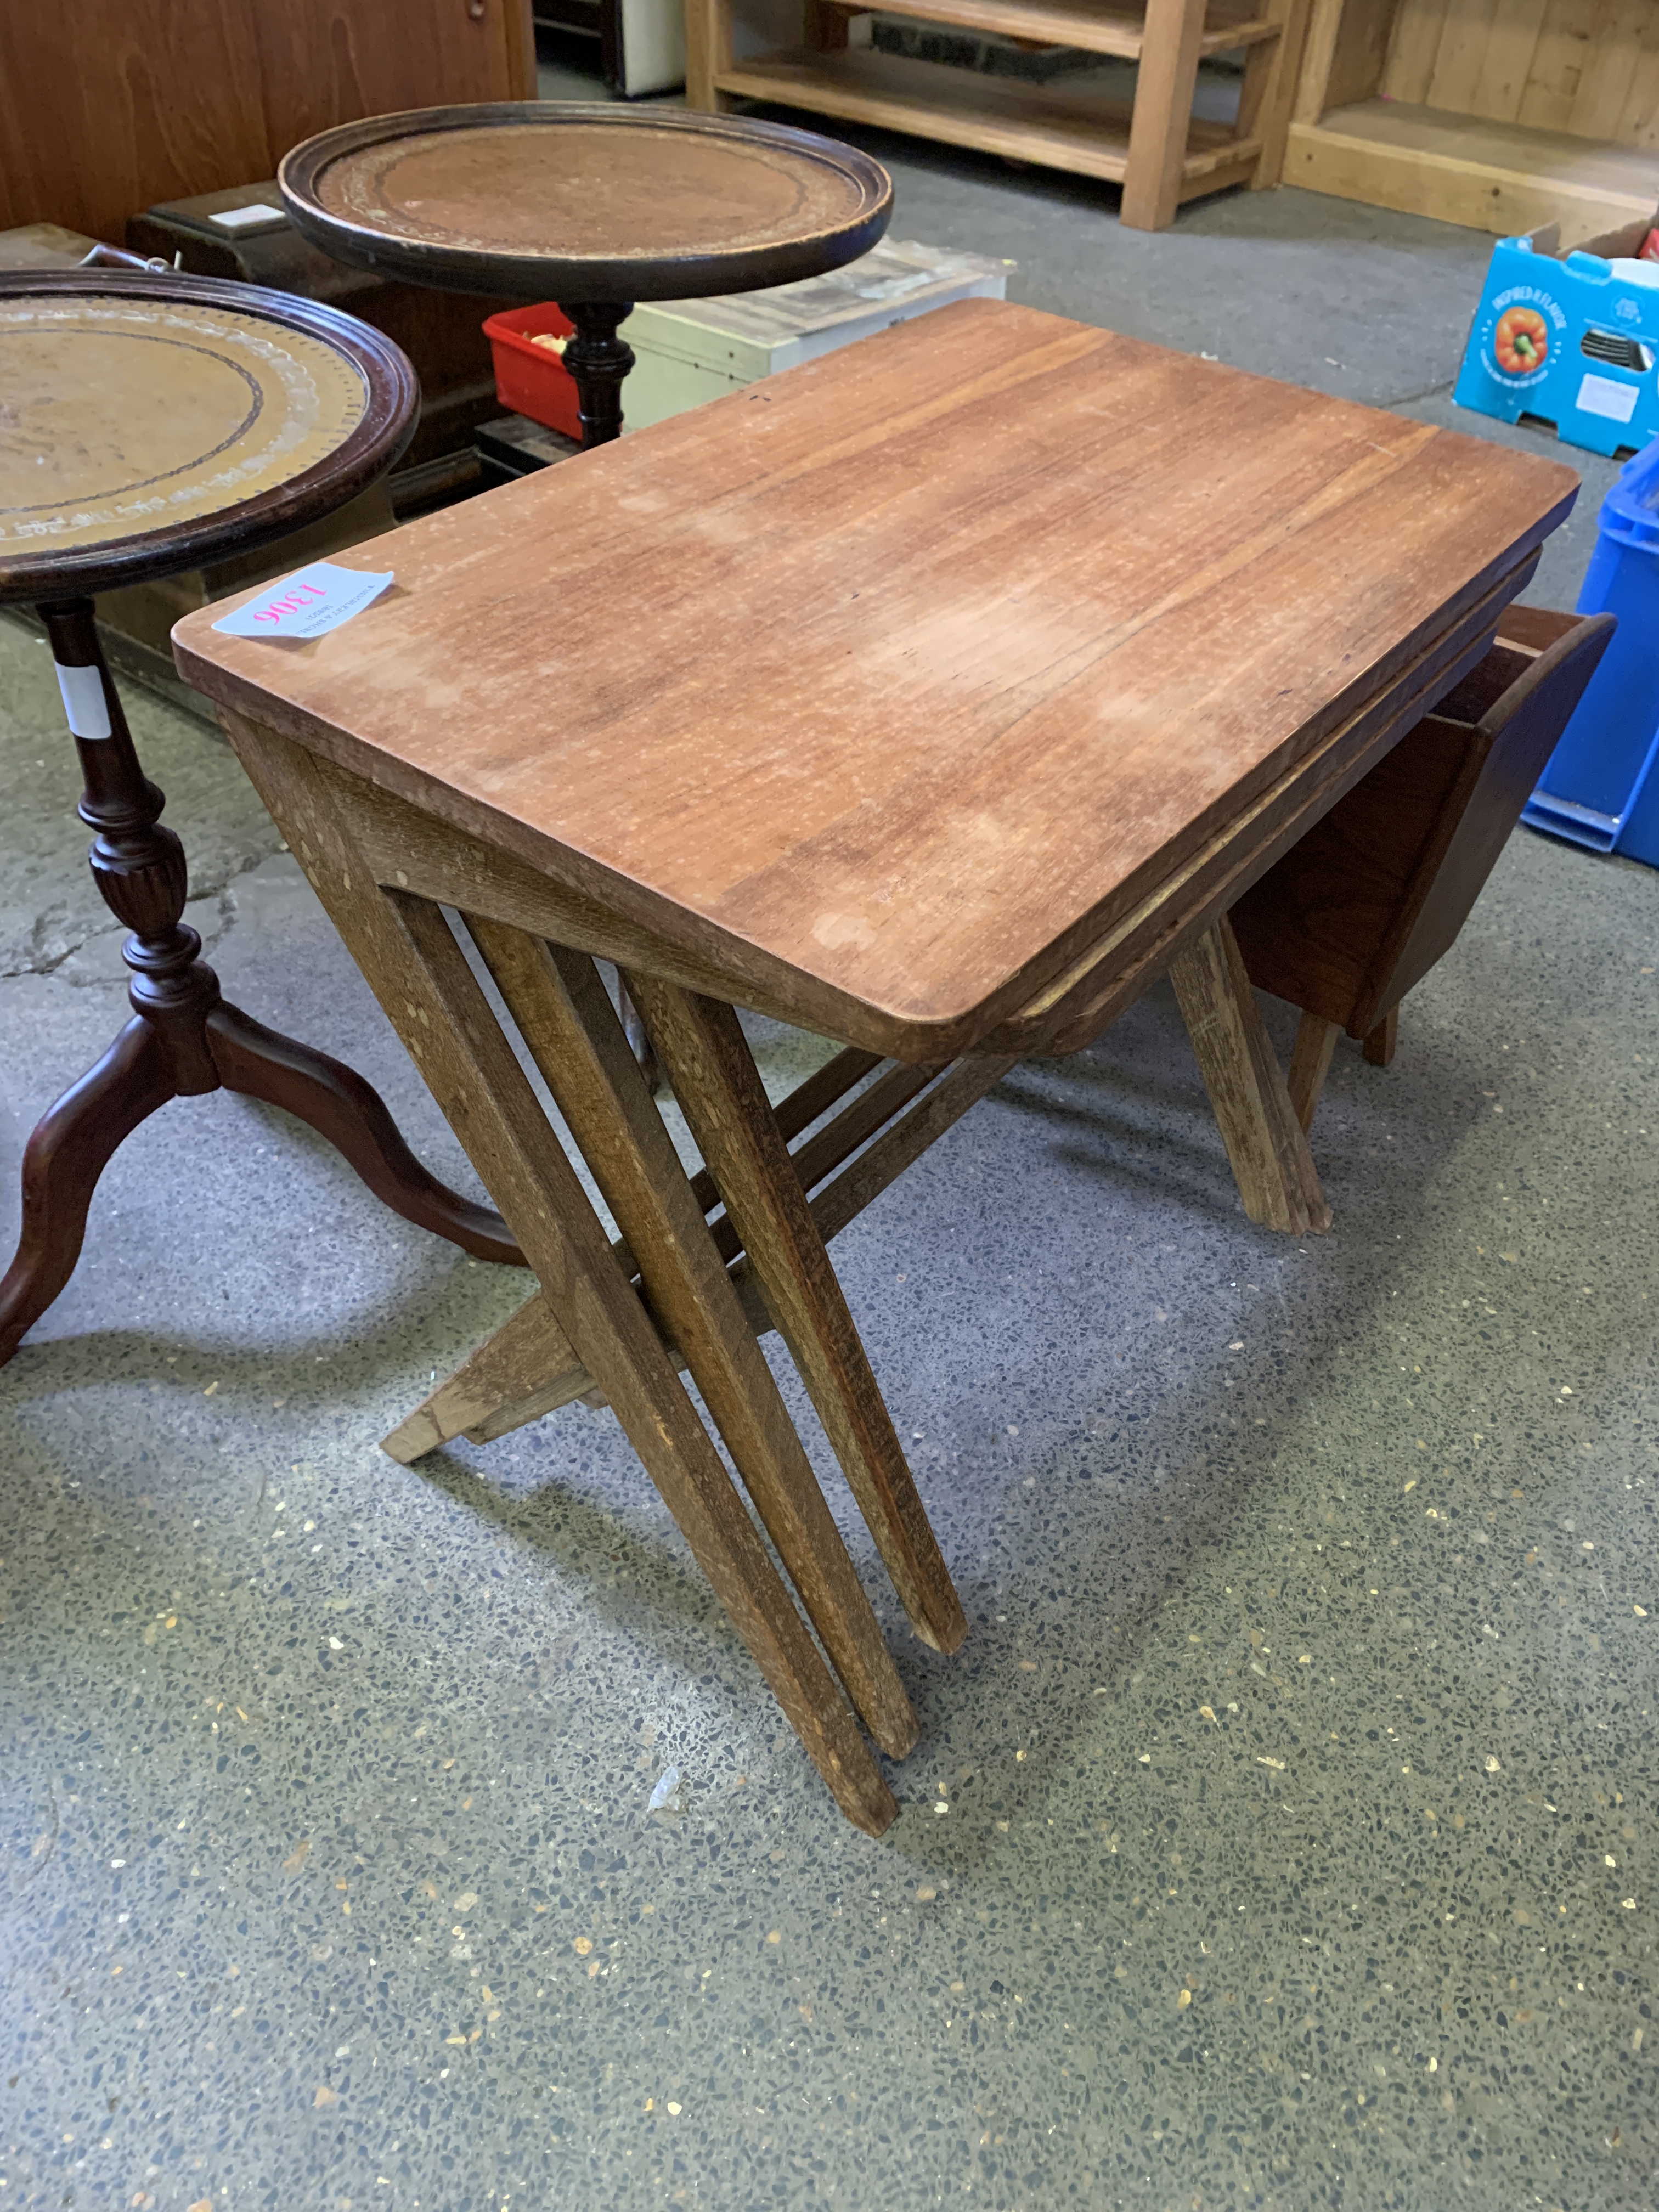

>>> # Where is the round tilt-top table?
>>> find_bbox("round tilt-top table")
[0,267,522,1364]
[278,102,893,447]
[280,104,890,1081]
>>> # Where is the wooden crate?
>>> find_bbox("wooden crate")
[1288,0,1659,236]
[685,0,1313,230]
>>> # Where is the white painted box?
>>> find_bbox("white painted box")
[620,238,1011,431]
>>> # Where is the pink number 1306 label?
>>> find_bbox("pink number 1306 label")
[212,560,396,641]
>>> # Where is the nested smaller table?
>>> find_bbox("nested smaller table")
[174,300,1577,1831]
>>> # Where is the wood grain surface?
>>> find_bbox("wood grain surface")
[1379,0,1659,149]
[0,1,535,246]
[176,298,1577,1060]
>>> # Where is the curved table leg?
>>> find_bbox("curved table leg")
[1,597,525,1367]
[0,1016,176,1363]
[205,1003,524,1268]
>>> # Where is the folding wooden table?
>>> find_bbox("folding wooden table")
[173,299,1577,1831]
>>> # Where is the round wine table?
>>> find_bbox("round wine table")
[278,102,893,445]
[0,268,522,1364]
[281,104,889,1081]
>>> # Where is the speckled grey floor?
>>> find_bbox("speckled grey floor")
[3,48,1657,2212]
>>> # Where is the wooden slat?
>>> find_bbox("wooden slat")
[805,1056,1019,1247]
[1169,916,1331,1235]
[1235,0,1312,185]
[718,47,1128,183]
[1568,0,1652,144]
[1469,0,1553,123]
[1177,150,1266,200]
[223,712,899,1837]
[1198,4,1286,50]
[1616,7,1659,148]
[706,1058,942,1266]
[686,1043,880,1223]
[685,0,733,109]
[1294,0,1348,120]
[625,977,968,1657]
[1424,0,1503,117]
[1519,0,1601,133]
[1286,97,1659,233]
[815,0,1284,58]
[1381,0,1450,104]
[712,47,1256,188]
[390,1055,1009,1455]
[469,923,919,1760]
[383,1044,887,1461]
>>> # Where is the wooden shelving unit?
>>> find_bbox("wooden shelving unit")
[1287,0,1659,239]
[686,0,1313,229]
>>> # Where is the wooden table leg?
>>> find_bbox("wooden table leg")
[382,1046,888,1463]
[1364,1007,1399,1067]
[684,0,735,110]
[223,715,899,1834]
[1286,1011,1340,1133]
[384,1049,1015,1471]
[1121,0,1207,232]
[623,975,969,1657]
[464,919,919,1759]
[1169,915,1332,1235]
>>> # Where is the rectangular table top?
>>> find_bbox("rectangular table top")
[174,298,1578,1059]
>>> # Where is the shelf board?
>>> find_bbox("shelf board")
[717,47,1256,187]
[1287,98,1659,239]
[811,0,1282,64]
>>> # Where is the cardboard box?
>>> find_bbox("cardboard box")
[619,239,1011,431]
[1453,204,1659,461]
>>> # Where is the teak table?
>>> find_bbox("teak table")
[174,300,1577,1831]
[0,268,524,1368]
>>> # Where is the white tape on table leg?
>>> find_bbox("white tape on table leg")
[55,661,112,741]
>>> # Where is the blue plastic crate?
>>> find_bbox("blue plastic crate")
[1522,435,1659,860]
[1453,221,1659,460]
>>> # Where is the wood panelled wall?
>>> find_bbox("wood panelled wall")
[1380,0,1659,145]
[0,0,537,245]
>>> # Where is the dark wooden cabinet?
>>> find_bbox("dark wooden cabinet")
[0,1,537,245]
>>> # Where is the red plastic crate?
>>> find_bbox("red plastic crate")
[482,303,582,442]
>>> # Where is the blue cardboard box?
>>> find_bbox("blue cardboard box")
[1453,208,1659,460]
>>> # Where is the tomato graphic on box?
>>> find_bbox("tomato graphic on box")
[1493,305,1549,375]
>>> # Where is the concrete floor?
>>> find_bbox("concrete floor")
[4,42,1658,2212]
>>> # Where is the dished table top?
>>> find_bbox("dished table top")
[278,104,893,304]
[0,270,416,603]
[174,298,1578,1058]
